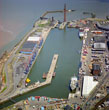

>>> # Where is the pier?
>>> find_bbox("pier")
[59,22,67,29]
[0,54,59,104]
[41,10,73,18]
[42,72,56,79]
[45,54,58,83]
[41,11,64,18]
[41,11,62,18]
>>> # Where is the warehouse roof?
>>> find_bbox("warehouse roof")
[93,36,105,43]
[92,63,100,71]
[22,41,36,49]
[27,37,41,42]
[94,43,106,49]
[82,76,98,97]
[20,41,37,54]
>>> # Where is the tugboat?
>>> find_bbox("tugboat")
[69,75,78,92]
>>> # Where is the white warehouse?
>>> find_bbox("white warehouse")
[82,76,98,97]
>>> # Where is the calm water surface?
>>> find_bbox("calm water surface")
[28,28,82,98]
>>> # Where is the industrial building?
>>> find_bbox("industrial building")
[20,34,43,55]
[92,63,101,76]
[82,76,98,97]
[27,36,42,42]
[93,43,106,50]
[92,32,106,54]
[93,35,106,43]
[20,41,37,55]
[96,22,109,31]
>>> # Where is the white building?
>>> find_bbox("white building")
[82,76,98,97]
[94,43,106,49]
[27,37,41,42]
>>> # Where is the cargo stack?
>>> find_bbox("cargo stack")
[20,31,44,75]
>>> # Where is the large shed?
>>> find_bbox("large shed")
[27,37,41,42]
[20,41,37,54]
[94,43,106,49]
[82,76,98,97]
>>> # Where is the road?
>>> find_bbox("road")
[92,93,109,110]
[0,28,36,100]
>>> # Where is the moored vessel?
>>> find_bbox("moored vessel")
[69,75,78,91]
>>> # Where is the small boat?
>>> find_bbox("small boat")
[69,75,78,91]
[52,72,56,77]
[79,31,84,38]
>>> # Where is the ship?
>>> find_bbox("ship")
[69,75,78,91]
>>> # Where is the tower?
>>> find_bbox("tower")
[64,4,66,22]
